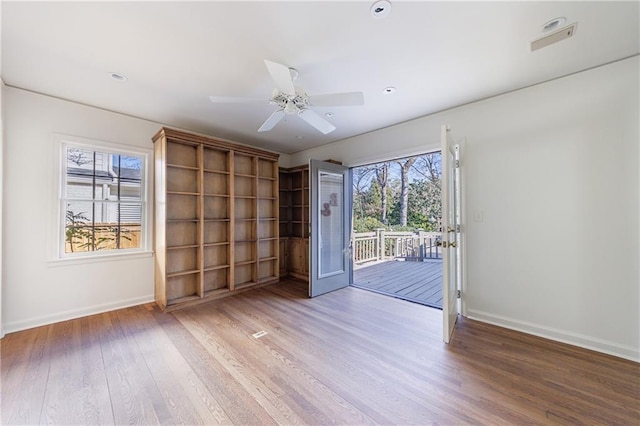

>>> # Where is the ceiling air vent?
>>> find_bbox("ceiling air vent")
[530,23,578,51]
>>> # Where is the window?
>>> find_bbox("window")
[60,140,148,258]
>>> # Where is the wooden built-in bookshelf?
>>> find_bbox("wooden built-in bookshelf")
[153,128,279,310]
[279,165,309,281]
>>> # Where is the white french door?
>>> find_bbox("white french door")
[309,159,352,297]
[441,125,463,343]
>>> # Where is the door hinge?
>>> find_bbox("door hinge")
[456,290,461,299]
[455,159,460,168]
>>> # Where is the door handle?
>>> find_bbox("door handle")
[436,240,456,248]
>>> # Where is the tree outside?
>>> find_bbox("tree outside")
[352,152,442,232]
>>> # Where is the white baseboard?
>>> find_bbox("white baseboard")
[3,295,155,335]
[466,309,640,363]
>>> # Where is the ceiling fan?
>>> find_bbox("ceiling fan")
[210,60,364,135]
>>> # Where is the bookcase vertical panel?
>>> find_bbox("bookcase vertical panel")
[258,158,279,283]
[153,127,279,310]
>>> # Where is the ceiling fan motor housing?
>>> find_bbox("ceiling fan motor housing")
[271,88,309,114]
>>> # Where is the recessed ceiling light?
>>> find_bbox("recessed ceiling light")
[383,86,396,94]
[325,112,334,118]
[109,72,127,82]
[542,17,566,33]
[371,0,392,19]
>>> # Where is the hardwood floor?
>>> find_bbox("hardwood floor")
[2,279,638,425]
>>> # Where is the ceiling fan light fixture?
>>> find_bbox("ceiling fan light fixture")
[284,101,297,114]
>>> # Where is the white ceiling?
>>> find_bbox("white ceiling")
[2,1,638,154]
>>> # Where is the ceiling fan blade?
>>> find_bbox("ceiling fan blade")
[307,91,365,107]
[298,109,336,134]
[264,60,296,96]
[258,109,286,132]
[210,96,266,104]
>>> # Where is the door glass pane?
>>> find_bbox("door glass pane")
[319,171,344,277]
[447,148,457,287]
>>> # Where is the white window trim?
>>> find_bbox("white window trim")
[50,133,153,263]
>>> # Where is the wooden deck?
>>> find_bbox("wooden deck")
[353,259,443,309]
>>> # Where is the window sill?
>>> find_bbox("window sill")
[48,250,154,268]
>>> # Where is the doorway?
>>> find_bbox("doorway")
[350,151,443,309]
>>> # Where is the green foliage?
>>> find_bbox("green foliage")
[65,210,93,252]
[353,217,387,233]
[352,152,442,232]
[406,180,441,231]
[65,209,132,252]
[385,224,413,232]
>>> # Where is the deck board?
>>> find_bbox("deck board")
[352,260,443,308]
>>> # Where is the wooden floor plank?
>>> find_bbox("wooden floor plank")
[239,308,435,423]
[39,318,114,425]
[177,307,307,425]
[204,300,376,424]
[2,279,638,425]
[152,309,274,425]
[1,325,51,425]
[218,289,438,424]
[97,310,168,424]
[119,305,234,425]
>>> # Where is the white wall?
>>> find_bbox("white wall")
[1,2,5,338]
[2,87,162,333]
[0,81,4,338]
[289,57,640,361]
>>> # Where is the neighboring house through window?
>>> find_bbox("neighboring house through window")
[60,139,148,257]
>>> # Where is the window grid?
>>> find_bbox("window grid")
[61,143,146,257]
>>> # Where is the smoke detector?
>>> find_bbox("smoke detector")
[371,1,391,19]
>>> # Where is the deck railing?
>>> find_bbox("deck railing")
[353,229,441,265]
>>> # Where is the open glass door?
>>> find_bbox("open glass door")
[309,159,352,297]
[441,125,462,343]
